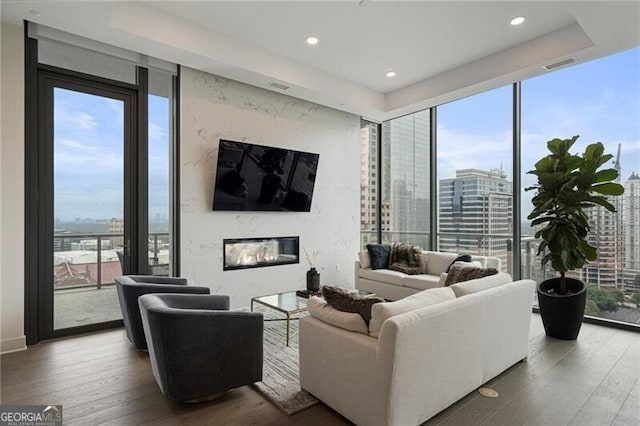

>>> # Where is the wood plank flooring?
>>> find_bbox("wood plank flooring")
[1,314,638,425]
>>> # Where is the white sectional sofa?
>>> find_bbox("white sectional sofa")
[299,274,535,426]
[355,249,502,300]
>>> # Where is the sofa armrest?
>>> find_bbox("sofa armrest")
[483,256,502,270]
[300,316,390,426]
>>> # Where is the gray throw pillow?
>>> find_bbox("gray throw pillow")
[366,244,390,270]
[322,286,385,324]
[444,264,498,286]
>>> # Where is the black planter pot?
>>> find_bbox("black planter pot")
[537,277,587,340]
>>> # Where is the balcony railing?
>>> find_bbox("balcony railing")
[53,232,169,290]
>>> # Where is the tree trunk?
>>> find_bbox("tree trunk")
[560,271,567,295]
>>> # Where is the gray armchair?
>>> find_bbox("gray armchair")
[115,275,210,350]
[138,293,264,402]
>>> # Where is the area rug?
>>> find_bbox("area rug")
[251,307,319,416]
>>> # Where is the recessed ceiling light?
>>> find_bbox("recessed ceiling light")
[385,71,397,78]
[306,36,319,45]
[29,9,41,17]
[510,16,525,26]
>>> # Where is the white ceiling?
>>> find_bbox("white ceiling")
[2,1,639,121]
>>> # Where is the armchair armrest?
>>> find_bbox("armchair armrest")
[124,275,189,285]
[148,293,230,311]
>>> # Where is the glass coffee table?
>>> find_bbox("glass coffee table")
[251,291,308,347]
[250,289,375,347]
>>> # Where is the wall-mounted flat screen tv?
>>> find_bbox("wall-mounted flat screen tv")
[212,139,320,212]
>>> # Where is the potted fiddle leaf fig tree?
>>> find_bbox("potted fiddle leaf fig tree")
[526,135,624,340]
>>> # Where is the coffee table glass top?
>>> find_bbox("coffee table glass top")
[252,291,307,314]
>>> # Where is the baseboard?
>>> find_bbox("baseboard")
[1,336,27,354]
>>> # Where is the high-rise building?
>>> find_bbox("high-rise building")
[578,205,620,288]
[381,111,430,248]
[439,168,512,270]
[575,147,622,289]
[360,122,379,248]
[623,172,640,293]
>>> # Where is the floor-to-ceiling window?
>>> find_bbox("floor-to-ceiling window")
[381,110,431,249]
[359,48,639,329]
[26,24,178,342]
[147,69,175,276]
[521,47,640,325]
[437,86,513,273]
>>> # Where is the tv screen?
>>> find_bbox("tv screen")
[212,139,320,212]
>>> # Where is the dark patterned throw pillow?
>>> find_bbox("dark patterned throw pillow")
[388,242,423,275]
[321,286,385,324]
[444,264,498,286]
[366,244,391,270]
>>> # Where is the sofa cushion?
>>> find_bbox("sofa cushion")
[359,268,406,286]
[367,244,391,270]
[322,286,385,324]
[444,264,498,286]
[426,252,459,275]
[449,272,513,297]
[401,274,441,291]
[358,250,371,269]
[388,243,423,275]
[307,296,369,334]
[368,287,456,337]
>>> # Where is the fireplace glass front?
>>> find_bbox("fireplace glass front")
[223,236,299,270]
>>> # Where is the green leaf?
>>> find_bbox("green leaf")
[539,172,565,191]
[564,155,583,172]
[595,168,618,183]
[591,183,624,196]
[534,156,556,173]
[547,138,566,156]
[531,217,552,226]
[579,240,597,261]
[585,196,617,212]
[584,142,604,161]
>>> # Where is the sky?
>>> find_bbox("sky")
[53,90,170,223]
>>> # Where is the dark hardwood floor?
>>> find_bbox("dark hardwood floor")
[1,314,638,425]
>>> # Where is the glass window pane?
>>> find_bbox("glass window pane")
[360,120,379,248]
[53,88,124,329]
[437,86,513,273]
[522,47,640,325]
[381,110,431,249]
[148,69,174,276]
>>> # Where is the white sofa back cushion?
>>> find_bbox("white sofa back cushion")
[358,250,371,269]
[307,296,369,335]
[368,287,456,338]
[449,272,513,297]
[425,252,459,275]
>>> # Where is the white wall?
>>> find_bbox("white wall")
[180,68,360,308]
[0,21,26,353]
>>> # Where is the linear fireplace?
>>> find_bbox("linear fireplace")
[223,236,299,271]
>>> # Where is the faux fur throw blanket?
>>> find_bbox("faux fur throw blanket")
[388,242,423,275]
